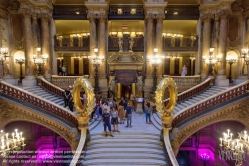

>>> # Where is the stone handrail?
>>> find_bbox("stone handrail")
[163,78,211,106]
[51,75,89,87]
[164,128,179,166]
[163,75,201,86]
[0,80,78,127]
[70,128,86,166]
[172,80,249,128]
[39,77,64,97]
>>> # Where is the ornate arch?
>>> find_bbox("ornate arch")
[170,97,249,155]
[0,98,79,150]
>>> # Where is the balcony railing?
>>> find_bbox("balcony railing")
[53,5,87,20]
[163,36,198,51]
[51,75,89,88]
[108,5,144,19]
[54,36,90,51]
[108,36,144,52]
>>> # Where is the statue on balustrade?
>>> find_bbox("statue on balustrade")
[129,38,134,52]
[136,76,144,98]
[118,38,123,52]
[108,77,116,99]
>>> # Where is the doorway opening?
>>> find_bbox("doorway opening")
[121,83,132,100]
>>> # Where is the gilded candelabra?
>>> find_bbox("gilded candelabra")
[91,48,104,94]
[220,129,249,166]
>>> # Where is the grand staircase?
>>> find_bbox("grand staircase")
[81,113,167,166]
[151,85,230,130]
[21,86,100,130]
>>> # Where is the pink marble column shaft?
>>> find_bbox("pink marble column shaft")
[217,14,229,76]
[98,16,106,77]
[22,13,34,76]
[41,15,51,78]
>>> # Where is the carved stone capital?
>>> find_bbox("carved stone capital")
[145,13,155,20]
[19,8,32,17]
[39,13,52,21]
[97,13,107,20]
[0,8,8,19]
[200,14,214,22]
[87,13,97,20]
[217,9,231,19]
[155,13,165,21]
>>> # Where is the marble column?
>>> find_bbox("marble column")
[22,11,36,86]
[145,15,154,76]
[98,15,106,78]
[88,15,97,79]
[216,10,230,86]
[155,14,164,78]
[201,15,212,80]
[40,14,51,81]
[32,14,39,52]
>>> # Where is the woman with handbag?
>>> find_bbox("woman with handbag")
[111,107,120,133]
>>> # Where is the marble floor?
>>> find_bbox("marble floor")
[90,112,160,135]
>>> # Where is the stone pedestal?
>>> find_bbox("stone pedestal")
[3,77,18,86]
[136,98,144,114]
[215,75,229,87]
[233,77,248,85]
[22,76,37,87]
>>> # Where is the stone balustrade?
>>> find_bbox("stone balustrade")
[163,75,201,86]
[0,80,78,127]
[172,81,249,128]
[163,78,211,106]
[51,75,89,89]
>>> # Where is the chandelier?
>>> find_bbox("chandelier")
[0,129,26,157]
[220,129,249,166]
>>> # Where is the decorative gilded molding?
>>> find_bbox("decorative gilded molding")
[170,97,249,154]
[0,98,79,151]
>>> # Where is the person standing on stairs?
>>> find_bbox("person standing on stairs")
[125,102,133,128]
[144,101,152,124]
[64,87,71,108]
[102,108,114,137]
[111,107,120,133]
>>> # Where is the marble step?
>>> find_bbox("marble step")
[83,159,166,166]
[87,143,163,150]
[84,153,165,160]
[86,148,164,155]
